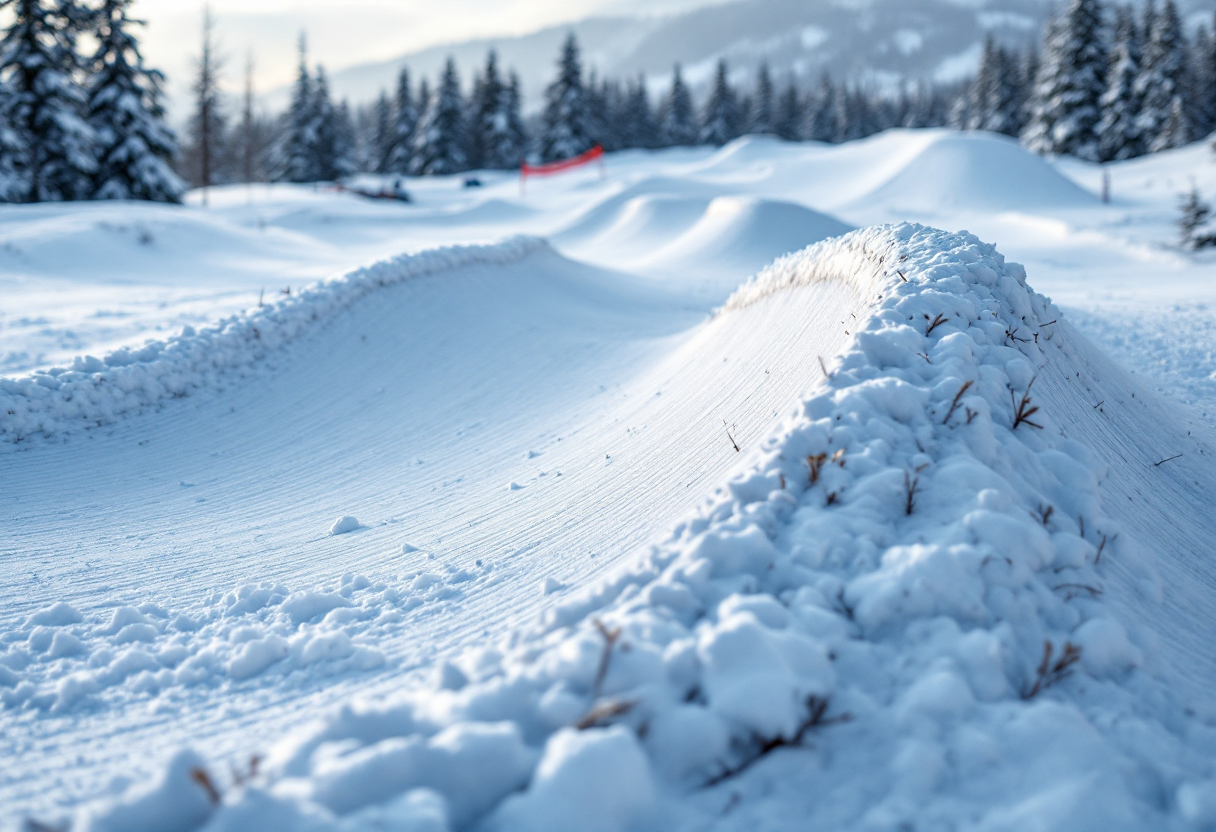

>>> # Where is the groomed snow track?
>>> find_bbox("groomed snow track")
[7,224,1216,831]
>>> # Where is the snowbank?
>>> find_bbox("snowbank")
[61,224,1216,831]
[0,236,548,444]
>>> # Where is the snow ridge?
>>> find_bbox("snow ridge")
[0,236,549,445]
[71,225,1214,832]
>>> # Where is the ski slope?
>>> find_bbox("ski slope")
[4,130,1216,831]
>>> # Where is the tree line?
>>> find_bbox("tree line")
[962,0,1216,162]
[5,0,1216,204]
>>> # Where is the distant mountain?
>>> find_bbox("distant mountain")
[272,0,1213,111]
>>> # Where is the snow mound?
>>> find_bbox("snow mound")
[557,188,852,295]
[72,224,1216,831]
[0,236,547,444]
[858,131,1098,213]
[554,192,712,258]
[637,195,853,278]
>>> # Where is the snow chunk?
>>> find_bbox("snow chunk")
[330,516,360,535]
[493,727,655,832]
[698,612,834,739]
[28,601,84,627]
[1073,618,1141,678]
[227,635,289,680]
[281,591,352,626]
[82,749,215,832]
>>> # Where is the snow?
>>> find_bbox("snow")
[4,130,1216,831]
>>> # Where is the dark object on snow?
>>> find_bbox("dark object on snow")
[341,179,411,203]
[463,177,483,188]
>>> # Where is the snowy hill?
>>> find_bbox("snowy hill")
[5,131,1216,830]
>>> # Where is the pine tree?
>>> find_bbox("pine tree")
[540,33,593,161]
[371,90,393,173]
[274,33,313,182]
[411,58,466,175]
[1139,0,1189,152]
[1022,0,1106,160]
[468,51,507,169]
[1098,6,1145,161]
[0,0,98,202]
[1157,94,1191,149]
[659,64,697,147]
[309,65,339,180]
[0,78,28,201]
[1186,22,1215,139]
[592,76,621,151]
[183,5,228,196]
[1179,185,1216,248]
[699,59,741,146]
[386,68,419,175]
[774,80,801,140]
[621,76,658,149]
[332,99,356,178]
[748,62,774,135]
[804,73,837,141]
[234,53,273,183]
[1186,15,1216,139]
[967,36,1022,136]
[499,71,527,167]
[86,0,183,201]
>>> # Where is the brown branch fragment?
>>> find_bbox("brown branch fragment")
[1021,641,1082,699]
[1011,377,1043,430]
[941,380,974,425]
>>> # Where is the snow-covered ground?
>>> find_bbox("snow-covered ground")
[4,130,1216,831]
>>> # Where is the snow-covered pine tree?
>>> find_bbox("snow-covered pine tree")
[332,99,356,178]
[622,76,658,149]
[594,76,623,151]
[0,76,28,201]
[1098,6,1145,161]
[273,33,315,182]
[86,0,184,201]
[699,59,741,146]
[1186,21,1215,139]
[468,52,524,168]
[1139,0,1189,152]
[1022,0,1106,161]
[385,69,419,175]
[1157,94,1191,149]
[411,58,466,175]
[904,81,945,129]
[370,90,393,173]
[748,62,774,135]
[467,51,504,169]
[308,65,338,180]
[540,34,593,161]
[803,73,837,141]
[774,80,801,140]
[499,71,528,167]
[0,0,98,202]
[1178,185,1216,248]
[968,36,1022,136]
[964,36,998,130]
[659,64,697,147]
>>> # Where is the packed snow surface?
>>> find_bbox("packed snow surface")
[4,130,1216,831]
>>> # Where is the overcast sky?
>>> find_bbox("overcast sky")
[136,0,720,116]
